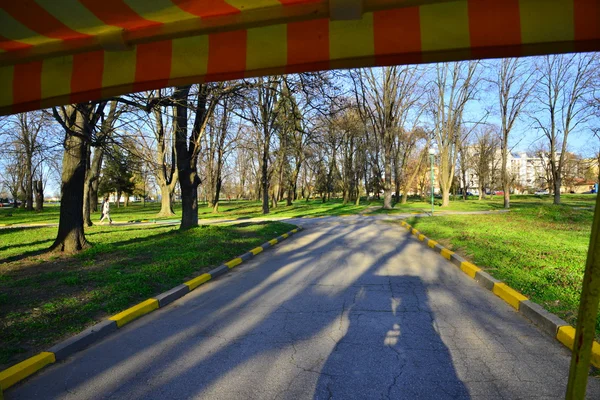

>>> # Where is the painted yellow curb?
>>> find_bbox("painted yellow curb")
[460,261,480,278]
[556,326,600,368]
[492,283,528,310]
[225,258,243,269]
[440,248,454,260]
[291,229,298,233]
[401,221,406,226]
[109,299,159,328]
[250,247,263,255]
[427,239,438,248]
[0,352,55,390]
[557,325,576,349]
[418,234,425,241]
[411,229,419,236]
[281,233,289,238]
[269,238,278,245]
[184,273,211,290]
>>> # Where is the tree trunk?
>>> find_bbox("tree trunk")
[34,180,43,211]
[501,142,510,209]
[158,184,175,216]
[25,156,33,211]
[116,191,121,208]
[442,190,450,207]
[180,170,199,229]
[90,180,99,212]
[212,177,222,213]
[50,123,89,252]
[124,195,129,207]
[554,176,561,205]
[261,143,270,214]
[382,147,393,209]
[286,186,293,206]
[83,179,92,226]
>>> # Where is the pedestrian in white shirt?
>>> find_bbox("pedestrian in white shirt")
[100,196,112,224]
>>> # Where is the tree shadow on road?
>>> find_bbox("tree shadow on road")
[8,219,586,399]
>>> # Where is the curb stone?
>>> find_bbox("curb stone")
[0,226,303,393]
[400,220,600,368]
[47,320,118,361]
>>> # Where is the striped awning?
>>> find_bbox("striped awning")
[0,0,599,115]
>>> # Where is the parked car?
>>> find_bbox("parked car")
[534,189,549,195]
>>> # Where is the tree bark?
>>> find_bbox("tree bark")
[83,146,104,226]
[261,140,270,214]
[502,153,510,208]
[33,180,43,211]
[554,176,562,205]
[382,144,393,209]
[50,112,89,252]
[158,183,175,216]
[173,86,202,230]
[25,155,33,211]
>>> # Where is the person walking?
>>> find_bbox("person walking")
[100,196,112,225]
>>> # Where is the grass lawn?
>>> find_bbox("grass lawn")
[403,199,599,338]
[0,220,296,369]
[1,194,594,226]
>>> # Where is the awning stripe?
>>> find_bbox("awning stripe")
[286,18,329,74]
[79,0,162,31]
[574,0,600,41]
[173,0,240,18]
[2,1,90,41]
[207,30,247,82]
[0,0,599,115]
[468,1,521,59]
[12,61,42,113]
[71,51,104,104]
[133,41,172,92]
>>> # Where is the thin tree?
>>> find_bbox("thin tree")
[429,61,480,207]
[531,53,597,205]
[351,66,423,209]
[244,77,280,214]
[492,58,534,208]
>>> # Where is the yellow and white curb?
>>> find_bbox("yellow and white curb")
[0,227,303,393]
[399,219,600,368]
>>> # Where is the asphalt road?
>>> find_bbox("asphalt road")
[7,217,600,399]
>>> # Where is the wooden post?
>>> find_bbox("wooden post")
[565,192,600,399]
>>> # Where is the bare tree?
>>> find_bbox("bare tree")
[244,77,281,214]
[83,101,122,226]
[51,102,107,252]
[471,126,501,200]
[492,58,534,208]
[531,53,597,204]
[429,61,480,207]
[351,66,423,209]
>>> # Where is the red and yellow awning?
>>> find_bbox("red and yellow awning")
[0,0,599,115]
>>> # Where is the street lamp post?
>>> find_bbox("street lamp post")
[429,148,435,215]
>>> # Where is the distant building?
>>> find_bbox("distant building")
[459,150,598,194]
[509,152,549,191]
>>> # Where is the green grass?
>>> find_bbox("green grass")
[1,194,595,226]
[403,201,598,338]
[0,220,296,369]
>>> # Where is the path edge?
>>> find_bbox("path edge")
[0,226,303,393]
[399,220,600,369]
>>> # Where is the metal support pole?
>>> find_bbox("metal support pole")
[565,192,600,399]
[430,154,434,215]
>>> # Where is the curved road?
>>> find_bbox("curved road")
[7,217,600,399]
